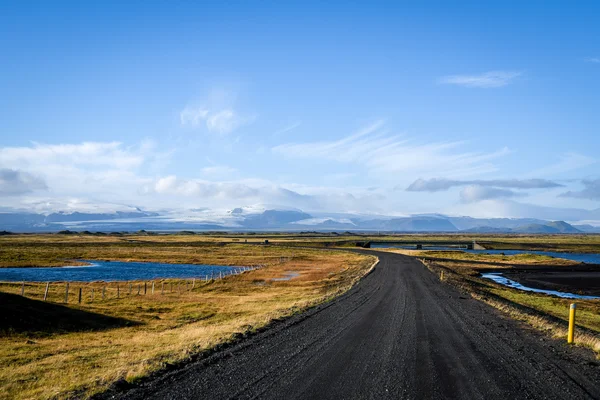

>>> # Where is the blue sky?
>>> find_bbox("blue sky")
[1,1,599,222]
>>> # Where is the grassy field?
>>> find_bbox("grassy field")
[0,234,330,268]
[376,248,579,266]
[2,233,598,269]
[0,235,376,399]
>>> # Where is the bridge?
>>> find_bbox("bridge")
[359,241,484,250]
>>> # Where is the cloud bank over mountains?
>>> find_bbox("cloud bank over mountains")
[0,116,598,227]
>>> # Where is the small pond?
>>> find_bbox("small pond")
[480,272,600,300]
[0,260,244,282]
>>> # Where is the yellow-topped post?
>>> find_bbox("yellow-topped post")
[568,303,576,344]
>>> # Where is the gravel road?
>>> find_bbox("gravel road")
[102,251,600,399]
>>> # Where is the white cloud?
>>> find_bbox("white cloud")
[0,141,169,208]
[0,169,47,196]
[179,89,255,134]
[148,176,310,204]
[406,178,562,192]
[459,185,523,203]
[0,141,144,169]
[560,179,600,201]
[585,57,600,64]
[179,107,209,126]
[181,107,250,134]
[439,71,521,88]
[272,121,509,178]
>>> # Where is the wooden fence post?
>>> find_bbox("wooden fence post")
[192,278,195,290]
[152,281,155,295]
[43,282,50,301]
[137,284,141,295]
[78,287,82,304]
[161,282,164,295]
[144,282,147,295]
[64,282,69,303]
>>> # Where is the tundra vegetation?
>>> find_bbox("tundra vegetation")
[1,232,599,398]
[0,234,375,399]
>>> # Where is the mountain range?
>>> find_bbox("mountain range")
[0,206,598,233]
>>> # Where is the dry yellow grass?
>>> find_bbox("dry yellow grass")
[0,237,376,399]
[374,248,578,266]
[420,259,600,357]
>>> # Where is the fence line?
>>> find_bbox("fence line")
[1,266,261,305]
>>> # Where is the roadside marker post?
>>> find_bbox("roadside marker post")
[64,283,69,303]
[568,303,577,344]
[43,282,50,301]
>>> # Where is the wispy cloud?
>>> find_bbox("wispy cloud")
[0,141,146,169]
[585,57,600,64]
[406,178,562,192]
[273,121,302,137]
[180,89,255,134]
[272,121,509,178]
[180,107,252,134]
[560,179,600,201]
[439,71,522,88]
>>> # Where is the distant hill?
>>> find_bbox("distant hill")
[513,221,581,234]
[545,221,581,233]
[462,226,511,233]
[574,224,600,233]
[241,210,312,228]
[379,217,458,232]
